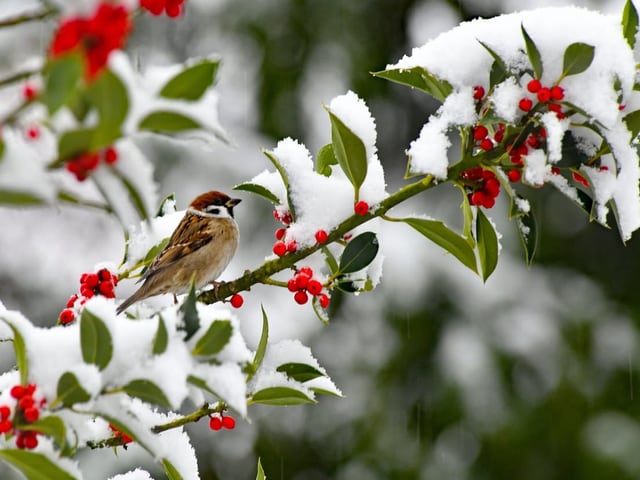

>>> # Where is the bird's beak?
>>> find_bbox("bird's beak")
[226,198,242,207]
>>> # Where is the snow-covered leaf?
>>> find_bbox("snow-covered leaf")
[233,182,280,205]
[250,387,316,406]
[1,321,28,384]
[56,372,91,407]
[192,320,232,356]
[80,309,113,371]
[372,67,452,102]
[478,41,508,87]
[316,143,338,176]
[521,24,543,79]
[262,148,295,219]
[159,59,219,101]
[276,363,325,382]
[476,209,499,281]
[338,231,379,274]
[0,450,77,480]
[562,42,595,77]
[517,212,538,265]
[248,306,269,382]
[622,0,639,49]
[152,315,168,355]
[121,379,172,409]
[623,109,640,139]
[161,459,184,480]
[326,109,368,198]
[401,217,478,273]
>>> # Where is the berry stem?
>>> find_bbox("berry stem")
[198,176,434,304]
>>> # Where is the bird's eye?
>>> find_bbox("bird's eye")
[205,206,220,215]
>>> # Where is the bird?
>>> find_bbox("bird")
[116,191,241,314]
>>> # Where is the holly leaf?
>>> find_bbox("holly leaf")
[56,372,91,407]
[152,315,169,355]
[121,379,172,409]
[517,211,538,265]
[521,24,543,79]
[80,309,113,371]
[42,55,83,115]
[316,143,338,176]
[191,320,232,356]
[338,232,379,274]
[0,450,77,480]
[476,209,499,281]
[276,363,324,382]
[250,387,316,406]
[159,59,219,101]
[233,182,280,205]
[180,283,200,341]
[562,43,595,77]
[622,0,639,49]
[371,67,453,102]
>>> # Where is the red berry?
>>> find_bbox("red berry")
[539,127,547,138]
[10,386,25,399]
[494,125,505,143]
[22,433,38,450]
[286,240,297,253]
[99,281,114,298]
[518,98,533,112]
[80,286,95,299]
[18,396,34,410]
[479,138,493,151]
[0,419,12,434]
[294,272,310,290]
[272,242,286,257]
[98,268,112,281]
[537,87,551,102]
[66,294,78,308]
[275,228,286,240]
[287,278,298,292]
[165,3,182,17]
[548,103,563,113]
[59,309,75,325]
[209,416,222,431]
[15,434,24,449]
[551,166,561,175]
[294,290,308,305]
[299,266,313,277]
[527,134,540,149]
[482,195,496,209]
[318,293,330,309]
[314,229,328,244]
[619,104,626,111]
[221,416,236,429]
[484,178,500,198]
[473,85,485,100]
[0,405,10,420]
[527,79,541,93]
[572,171,590,188]
[307,279,323,296]
[470,191,486,207]
[354,200,369,216]
[230,294,243,308]
[22,84,37,101]
[23,407,39,423]
[550,85,564,101]
[103,146,118,165]
[473,125,488,141]
[84,273,99,288]
[507,170,521,182]
[26,125,40,140]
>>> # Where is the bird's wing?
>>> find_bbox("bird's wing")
[141,214,214,281]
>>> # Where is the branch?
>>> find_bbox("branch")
[199,175,434,304]
[0,6,57,29]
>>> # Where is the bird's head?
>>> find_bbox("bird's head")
[188,191,242,219]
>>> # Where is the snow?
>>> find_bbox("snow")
[108,470,154,480]
[523,149,548,187]
[327,90,377,160]
[386,6,640,239]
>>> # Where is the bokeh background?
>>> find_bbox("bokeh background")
[2,0,640,478]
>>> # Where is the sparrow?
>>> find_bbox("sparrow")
[116,191,241,314]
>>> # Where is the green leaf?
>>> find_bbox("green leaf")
[0,321,29,385]
[316,143,338,176]
[233,182,280,205]
[162,458,184,480]
[262,149,296,220]
[250,387,315,406]
[186,375,217,396]
[42,55,83,115]
[112,169,151,220]
[159,59,219,101]
[558,131,590,168]
[248,306,269,381]
[180,283,200,341]
[152,315,169,355]
[622,0,639,49]
[121,379,172,409]
[192,320,232,356]
[475,209,499,281]
[0,450,77,480]
[20,416,67,450]
[521,24,543,79]
[401,217,478,273]
[156,192,176,217]
[517,212,538,265]
[53,128,95,165]
[256,458,266,480]
[371,67,453,102]
[0,191,43,205]
[139,111,201,132]
[85,70,128,149]
[338,232,379,274]
[56,372,91,407]
[562,42,595,77]
[624,109,640,139]
[326,108,368,198]
[276,363,324,382]
[478,41,508,87]
[80,309,113,371]
[144,238,170,264]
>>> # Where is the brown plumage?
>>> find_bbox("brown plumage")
[116,191,241,314]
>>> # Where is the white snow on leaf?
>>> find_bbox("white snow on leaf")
[540,112,568,164]
[523,149,548,187]
[108,469,154,480]
[327,90,377,160]
[191,362,248,417]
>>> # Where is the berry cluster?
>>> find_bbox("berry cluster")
[460,167,500,209]
[0,384,45,450]
[50,3,132,80]
[109,423,133,444]
[209,413,235,431]
[140,0,186,17]
[472,124,494,151]
[59,268,118,325]
[287,267,330,308]
[271,208,330,257]
[65,146,118,181]
[519,79,566,119]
